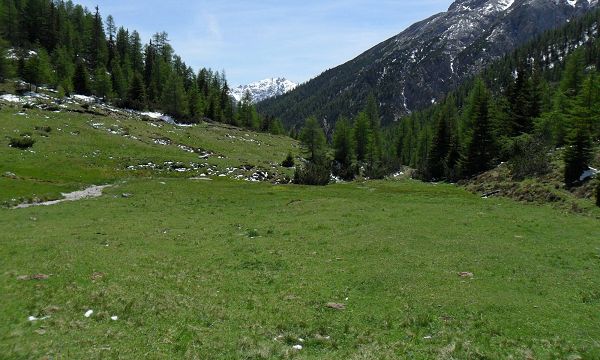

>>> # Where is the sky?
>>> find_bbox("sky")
[76,1,454,87]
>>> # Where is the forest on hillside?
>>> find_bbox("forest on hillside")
[293,8,599,200]
[0,0,285,134]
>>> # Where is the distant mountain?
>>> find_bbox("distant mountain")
[230,78,298,103]
[258,0,599,127]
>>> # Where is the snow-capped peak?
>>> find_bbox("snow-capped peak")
[230,77,297,103]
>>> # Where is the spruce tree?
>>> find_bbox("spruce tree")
[73,60,91,95]
[564,122,593,188]
[364,94,384,178]
[126,73,146,110]
[427,114,450,180]
[332,116,356,180]
[295,117,330,185]
[461,79,496,177]
[353,112,370,162]
[0,37,12,81]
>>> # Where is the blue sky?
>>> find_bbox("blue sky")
[76,1,454,86]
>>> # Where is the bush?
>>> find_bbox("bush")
[294,160,330,186]
[596,181,600,207]
[281,152,295,168]
[507,134,551,181]
[9,136,35,149]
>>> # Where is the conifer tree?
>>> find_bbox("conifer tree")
[461,79,496,177]
[295,117,330,185]
[332,116,356,180]
[52,46,74,93]
[507,63,534,135]
[92,66,113,99]
[427,101,455,180]
[0,37,12,81]
[364,94,384,178]
[23,47,53,88]
[110,60,128,100]
[87,6,108,70]
[560,50,585,97]
[353,112,370,162]
[300,116,327,163]
[73,59,91,95]
[187,84,205,121]
[126,72,146,110]
[564,121,593,187]
[161,73,189,119]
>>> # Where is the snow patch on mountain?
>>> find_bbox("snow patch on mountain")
[231,78,297,103]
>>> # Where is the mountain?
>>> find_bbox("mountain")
[258,0,599,128]
[230,77,298,103]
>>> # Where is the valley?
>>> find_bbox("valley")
[1,0,599,358]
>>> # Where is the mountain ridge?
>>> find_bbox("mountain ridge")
[258,0,599,128]
[231,77,297,103]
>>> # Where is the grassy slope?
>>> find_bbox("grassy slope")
[0,105,298,206]
[1,107,600,359]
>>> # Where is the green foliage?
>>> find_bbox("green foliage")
[364,94,384,179]
[281,152,295,168]
[332,117,356,180]
[161,73,189,120]
[0,37,13,81]
[295,117,330,185]
[73,60,91,95]
[507,134,551,180]
[125,73,146,111]
[299,116,327,163]
[0,0,274,135]
[9,136,35,149]
[425,98,457,180]
[564,122,593,187]
[353,112,370,162]
[23,47,53,87]
[92,66,113,99]
[293,160,330,186]
[460,79,496,177]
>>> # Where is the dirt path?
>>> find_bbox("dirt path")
[13,185,112,209]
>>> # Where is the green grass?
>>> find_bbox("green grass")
[1,106,600,358]
[0,106,298,206]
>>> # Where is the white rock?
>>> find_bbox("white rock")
[292,345,303,350]
[84,310,94,318]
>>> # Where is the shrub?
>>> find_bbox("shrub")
[9,136,35,149]
[294,160,330,186]
[281,152,295,168]
[507,134,551,181]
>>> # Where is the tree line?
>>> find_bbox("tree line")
[0,0,285,134]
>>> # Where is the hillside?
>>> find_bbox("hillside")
[258,0,599,128]
[0,92,299,207]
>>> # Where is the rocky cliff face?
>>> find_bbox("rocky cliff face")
[258,0,598,127]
